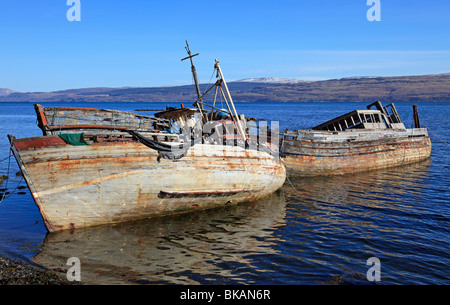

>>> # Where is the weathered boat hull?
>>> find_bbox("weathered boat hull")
[281,128,431,176]
[9,135,285,232]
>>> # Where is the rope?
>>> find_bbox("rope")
[1,145,13,203]
[0,145,12,204]
[0,155,11,163]
[285,173,302,193]
[0,143,27,204]
[128,128,282,161]
[126,130,202,160]
[420,120,449,146]
[5,144,11,189]
[0,176,24,203]
[206,67,216,88]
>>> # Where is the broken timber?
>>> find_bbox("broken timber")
[6,44,286,232]
[281,102,432,176]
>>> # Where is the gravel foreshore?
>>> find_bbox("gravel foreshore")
[0,254,78,285]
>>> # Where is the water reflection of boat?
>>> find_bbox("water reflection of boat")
[33,191,287,285]
[281,102,432,176]
[278,160,432,285]
[283,159,431,221]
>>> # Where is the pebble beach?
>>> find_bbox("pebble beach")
[0,255,76,285]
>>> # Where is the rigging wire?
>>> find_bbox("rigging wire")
[0,146,12,203]
[0,155,11,163]
[0,144,26,204]
[420,120,449,146]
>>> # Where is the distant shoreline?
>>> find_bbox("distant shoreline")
[1,73,449,103]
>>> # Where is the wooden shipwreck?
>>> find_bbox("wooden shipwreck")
[7,43,286,232]
[281,101,432,176]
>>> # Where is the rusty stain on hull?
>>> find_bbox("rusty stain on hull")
[281,102,432,176]
[9,136,285,232]
[283,136,431,176]
[7,49,287,233]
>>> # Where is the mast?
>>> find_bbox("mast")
[181,41,204,112]
[180,42,246,142]
[215,59,246,143]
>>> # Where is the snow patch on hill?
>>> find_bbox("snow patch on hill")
[236,77,308,84]
[0,88,16,96]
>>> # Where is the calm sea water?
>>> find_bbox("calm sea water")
[0,101,448,285]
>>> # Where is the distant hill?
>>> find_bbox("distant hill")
[1,73,449,103]
[0,88,15,96]
[237,73,450,103]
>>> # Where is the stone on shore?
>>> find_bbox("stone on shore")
[0,255,78,285]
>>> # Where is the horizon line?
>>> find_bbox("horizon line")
[2,72,449,94]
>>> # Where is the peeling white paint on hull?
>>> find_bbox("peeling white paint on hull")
[10,136,286,232]
[281,128,432,176]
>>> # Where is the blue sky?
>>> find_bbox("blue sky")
[1,0,449,92]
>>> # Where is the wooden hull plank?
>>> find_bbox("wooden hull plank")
[10,137,286,232]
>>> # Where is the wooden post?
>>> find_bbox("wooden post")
[181,41,202,104]
[211,85,219,121]
[214,59,246,143]
[181,41,206,122]
[413,105,421,128]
